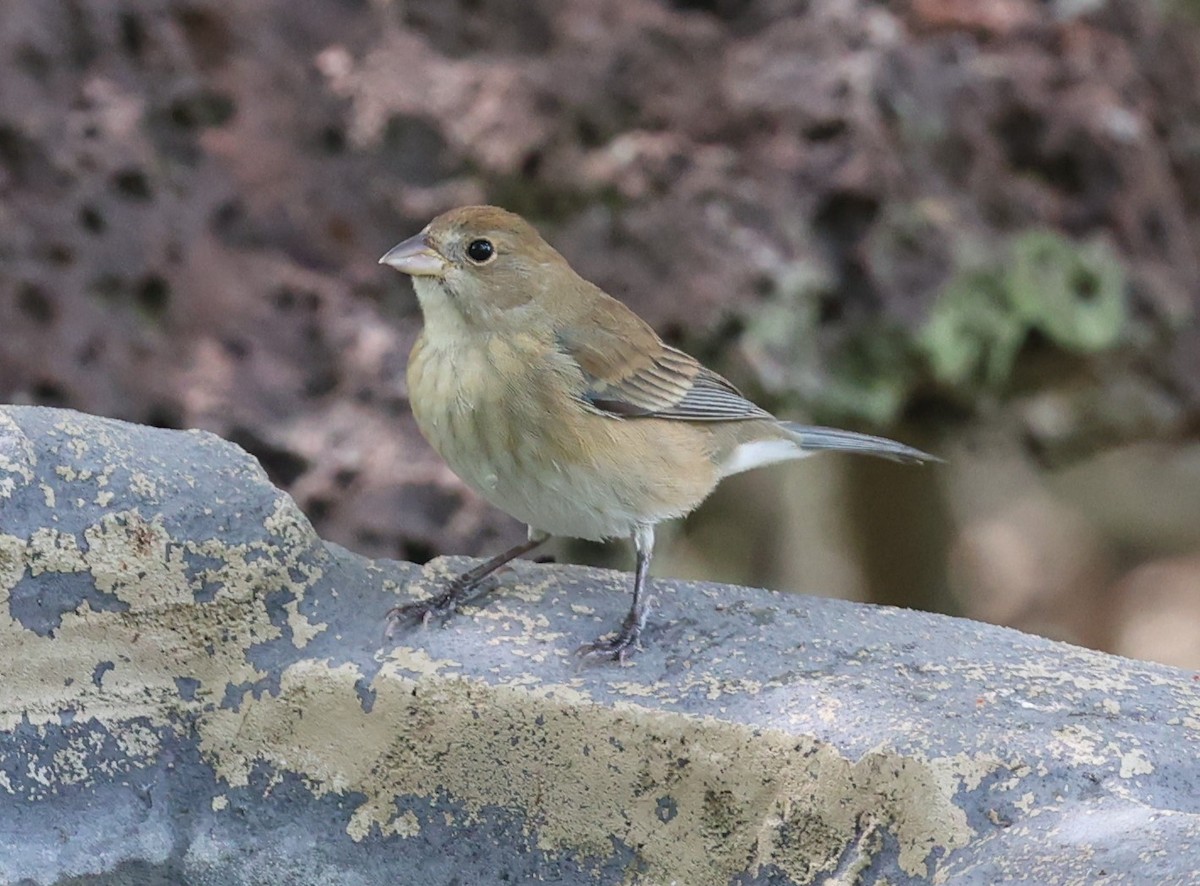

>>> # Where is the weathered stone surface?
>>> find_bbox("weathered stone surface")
[0,405,1197,885]
[3,0,1200,570]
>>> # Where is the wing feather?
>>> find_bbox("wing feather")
[556,307,771,422]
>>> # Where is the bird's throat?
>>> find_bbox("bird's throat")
[411,276,475,345]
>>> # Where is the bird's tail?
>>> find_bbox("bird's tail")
[781,423,939,465]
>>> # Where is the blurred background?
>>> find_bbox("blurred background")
[2,0,1199,667]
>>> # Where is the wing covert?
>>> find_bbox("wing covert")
[558,324,771,422]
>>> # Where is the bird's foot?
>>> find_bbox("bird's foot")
[384,573,496,638]
[576,608,647,663]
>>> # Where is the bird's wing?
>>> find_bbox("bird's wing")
[556,299,772,422]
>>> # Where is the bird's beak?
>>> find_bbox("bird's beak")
[378,231,447,277]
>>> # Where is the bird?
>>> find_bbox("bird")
[379,205,937,661]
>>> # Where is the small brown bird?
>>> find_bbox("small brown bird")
[380,206,936,660]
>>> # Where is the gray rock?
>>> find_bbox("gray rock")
[0,405,1196,885]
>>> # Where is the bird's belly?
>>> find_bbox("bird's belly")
[453,444,636,541]
[424,417,647,541]
[409,339,692,541]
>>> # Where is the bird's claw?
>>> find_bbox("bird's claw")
[575,614,644,663]
[383,597,453,638]
[575,630,641,662]
[384,574,491,639]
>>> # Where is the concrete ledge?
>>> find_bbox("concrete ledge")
[0,405,1197,884]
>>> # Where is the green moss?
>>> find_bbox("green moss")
[1008,230,1126,353]
[740,263,923,426]
[821,325,922,426]
[741,226,1128,424]
[1166,0,1200,24]
[920,268,1025,388]
[918,229,1127,391]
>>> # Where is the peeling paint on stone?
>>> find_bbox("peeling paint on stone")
[1,406,1199,885]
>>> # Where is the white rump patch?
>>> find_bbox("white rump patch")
[719,438,806,478]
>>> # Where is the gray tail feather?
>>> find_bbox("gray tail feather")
[781,423,940,465]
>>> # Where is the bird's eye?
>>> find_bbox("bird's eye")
[466,238,495,264]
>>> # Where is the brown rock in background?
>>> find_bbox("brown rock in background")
[1,0,1198,652]
[1112,554,1200,669]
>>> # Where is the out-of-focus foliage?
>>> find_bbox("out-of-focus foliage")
[922,229,1127,390]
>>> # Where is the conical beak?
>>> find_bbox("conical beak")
[378,231,447,277]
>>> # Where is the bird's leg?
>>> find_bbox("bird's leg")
[385,530,549,635]
[578,525,654,662]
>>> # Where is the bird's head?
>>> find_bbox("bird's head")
[380,205,569,335]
